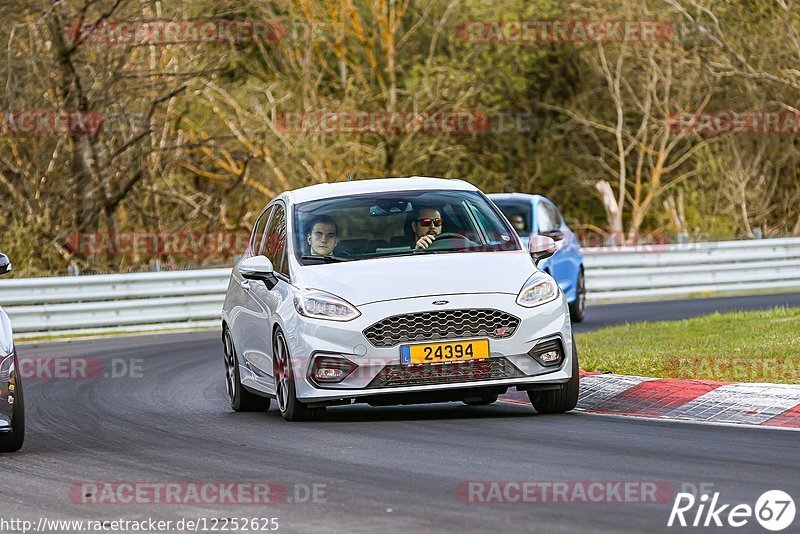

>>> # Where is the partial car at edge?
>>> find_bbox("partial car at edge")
[221,177,580,421]
[0,252,24,452]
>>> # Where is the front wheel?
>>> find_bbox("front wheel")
[568,270,586,323]
[273,330,326,422]
[223,329,270,412]
[0,364,24,453]
[528,337,580,414]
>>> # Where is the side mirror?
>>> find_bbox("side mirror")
[528,236,557,265]
[0,253,10,276]
[239,255,278,289]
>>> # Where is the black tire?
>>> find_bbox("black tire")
[569,270,586,323]
[463,394,499,406]
[274,330,326,422]
[224,329,270,412]
[528,337,580,414]
[0,363,24,453]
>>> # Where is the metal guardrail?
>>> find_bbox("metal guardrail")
[2,269,232,336]
[2,237,799,336]
[583,237,800,301]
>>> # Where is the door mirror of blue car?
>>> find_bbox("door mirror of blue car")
[528,236,557,265]
[0,253,10,276]
[538,229,564,242]
[239,255,278,289]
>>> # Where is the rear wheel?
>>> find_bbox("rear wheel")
[568,270,586,323]
[463,394,499,406]
[528,337,580,414]
[0,366,24,453]
[224,329,270,412]
[274,330,326,422]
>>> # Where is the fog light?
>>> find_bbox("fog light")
[309,355,358,383]
[315,368,343,380]
[539,350,560,364]
[528,338,564,367]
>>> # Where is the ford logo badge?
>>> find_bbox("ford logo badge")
[432,300,449,305]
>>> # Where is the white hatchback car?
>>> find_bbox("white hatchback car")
[221,177,579,421]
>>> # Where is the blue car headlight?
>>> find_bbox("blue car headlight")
[516,273,559,308]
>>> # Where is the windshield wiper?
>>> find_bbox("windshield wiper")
[373,249,431,258]
[301,254,352,263]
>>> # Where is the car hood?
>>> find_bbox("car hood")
[293,251,536,306]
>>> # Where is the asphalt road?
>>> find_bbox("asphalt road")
[3,294,800,533]
[576,291,800,332]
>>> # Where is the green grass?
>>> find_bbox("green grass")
[576,307,800,384]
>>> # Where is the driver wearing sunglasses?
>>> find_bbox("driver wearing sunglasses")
[412,208,443,250]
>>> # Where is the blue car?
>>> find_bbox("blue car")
[488,193,585,322]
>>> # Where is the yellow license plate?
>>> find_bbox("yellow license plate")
[400,339,490,365]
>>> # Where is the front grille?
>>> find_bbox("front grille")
[363,308,520,348]
[367,358,523,388]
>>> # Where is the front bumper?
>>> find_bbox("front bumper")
[284,292,573,403]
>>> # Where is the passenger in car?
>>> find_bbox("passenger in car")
[508,212,527,233]
[411,207,443,250]
[306,215,339,255]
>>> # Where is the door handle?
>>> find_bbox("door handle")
[239,279,250,290]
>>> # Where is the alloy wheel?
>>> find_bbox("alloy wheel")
[577,272,586,313]
[274,332,290,413]
[223,331,237,405]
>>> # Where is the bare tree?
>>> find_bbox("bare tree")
[545,32,713,244]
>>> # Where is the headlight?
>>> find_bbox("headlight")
[294,289,361,321]
[516,273,559,308]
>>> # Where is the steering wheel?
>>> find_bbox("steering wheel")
[331,247,352,258]
[426,232,479,251]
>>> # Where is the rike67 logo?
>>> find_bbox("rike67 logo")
[668,490,795,531]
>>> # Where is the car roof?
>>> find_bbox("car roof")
[486,192,548,204]
[285,176,477,204]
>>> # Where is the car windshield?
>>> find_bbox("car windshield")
[492,200,533,237]
[294,189,520,264]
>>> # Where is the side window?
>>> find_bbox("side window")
[263,204,289,277]
[252,206,273,255]
[547,203,562,228]
[497,203,531,236]
[536,202,557,233]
